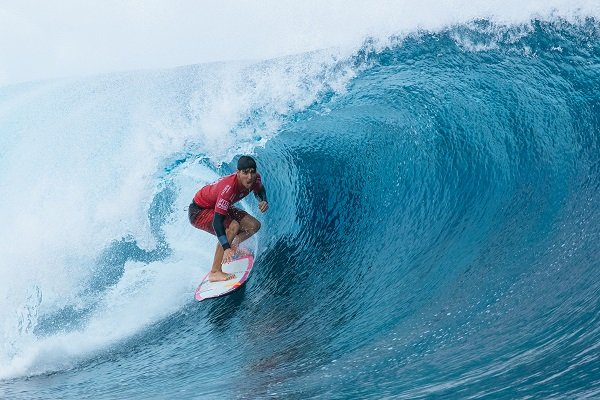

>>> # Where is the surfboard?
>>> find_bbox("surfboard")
[194,255,254,301]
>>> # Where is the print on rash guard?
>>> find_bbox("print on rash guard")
[193,172,263,214]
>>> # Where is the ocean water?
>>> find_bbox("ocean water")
[1,6,599,400]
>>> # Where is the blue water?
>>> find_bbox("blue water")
[1,18,599,399]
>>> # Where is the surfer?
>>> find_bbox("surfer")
[188,155,268,281]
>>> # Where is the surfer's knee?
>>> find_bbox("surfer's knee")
[227,220,240,235]
[249,218,261,233]
[240,215,260,233]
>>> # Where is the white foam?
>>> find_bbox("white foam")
[0,0,598,86]
[0,160,216,379]
[0,258,199,380]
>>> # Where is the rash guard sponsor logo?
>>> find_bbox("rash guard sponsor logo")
[217,198,230,211]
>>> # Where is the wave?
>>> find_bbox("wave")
[0,15,599,399]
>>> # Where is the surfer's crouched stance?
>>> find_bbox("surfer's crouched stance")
[189,156,268,282]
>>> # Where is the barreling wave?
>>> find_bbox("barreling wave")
[0,17,599,400]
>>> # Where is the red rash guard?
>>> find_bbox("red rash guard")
[193,172,263,215]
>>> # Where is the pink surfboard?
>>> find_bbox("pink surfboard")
[195,255,254,301]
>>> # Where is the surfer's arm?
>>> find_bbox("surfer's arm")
[212,213,230,250]
[254,186,268,213]
[254,186,267,203]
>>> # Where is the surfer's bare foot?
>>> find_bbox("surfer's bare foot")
[208,271,235,282]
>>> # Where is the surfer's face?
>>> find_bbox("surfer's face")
[237,168,257,189]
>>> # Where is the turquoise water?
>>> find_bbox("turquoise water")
[1,17,599,399]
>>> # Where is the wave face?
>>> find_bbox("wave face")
[1,18,599,399]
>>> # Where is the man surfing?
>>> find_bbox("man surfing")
[188,156,268,282]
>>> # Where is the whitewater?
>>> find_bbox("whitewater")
[1,2,599,399]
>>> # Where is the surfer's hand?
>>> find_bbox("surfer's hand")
[223,248,234,264]
[258,201,269,213]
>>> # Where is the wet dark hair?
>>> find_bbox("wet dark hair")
[237,155,257,171]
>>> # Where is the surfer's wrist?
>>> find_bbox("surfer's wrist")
[218,234,230,250]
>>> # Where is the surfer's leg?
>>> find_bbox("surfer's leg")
[232,214,261,245]
[226,208,260,251]
[209,220,240,281]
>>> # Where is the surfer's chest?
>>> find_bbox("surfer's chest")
[231,189,251,203]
